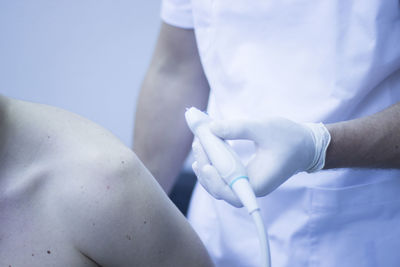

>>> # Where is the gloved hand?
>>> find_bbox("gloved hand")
[191,117,331,203]
[192,137,243,207]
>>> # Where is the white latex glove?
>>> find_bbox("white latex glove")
[192,137,243,207]
[191,117,331,201]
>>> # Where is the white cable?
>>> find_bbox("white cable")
[185,107,272,267]
[231,179,271,267]
[251,210,271,267]
[230,178,271,267]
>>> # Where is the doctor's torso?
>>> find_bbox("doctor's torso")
[190,0,400,123]
[184,2,400,266]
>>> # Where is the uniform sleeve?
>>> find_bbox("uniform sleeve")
[161,0,194,29]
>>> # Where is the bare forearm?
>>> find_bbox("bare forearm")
[133,24,210,193]
[134,72,208,193]
[324,102,400,169]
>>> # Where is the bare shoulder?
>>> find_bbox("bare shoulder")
[57,151,212,267]
[9,99,213,266]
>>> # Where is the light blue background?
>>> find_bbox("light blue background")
[0,0,161,147]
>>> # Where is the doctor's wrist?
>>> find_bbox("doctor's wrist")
[304,122,331,173]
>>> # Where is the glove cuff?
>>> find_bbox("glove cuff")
[304,122,331,173]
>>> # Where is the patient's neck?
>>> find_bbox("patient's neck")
[0,95,10,182]
[0,95,9,149]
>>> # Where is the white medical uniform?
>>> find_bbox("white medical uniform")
[161,1,400,266]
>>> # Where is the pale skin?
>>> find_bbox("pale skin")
[134,22,400,194]
[0,95,213,267]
